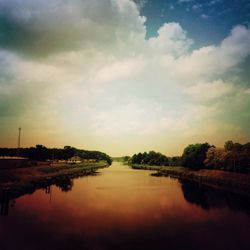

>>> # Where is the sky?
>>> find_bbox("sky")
[0,0,249,156]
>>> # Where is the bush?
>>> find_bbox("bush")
[182,143,212,169]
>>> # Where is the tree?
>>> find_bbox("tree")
[0,145,112,165]
[224,141,242,152]
[182,143,212,169]
[63,146,77,159]
[169,156,183,166]
[123,156,130,162]
[131,153,143,164]
[28,145,49,161]
[131,151,169,166]
[204,147,225,169]
[224,141,234,151]
[204,141,250,173]
[224,141,242,172]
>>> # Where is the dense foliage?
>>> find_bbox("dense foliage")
[129,140,250,173]
[0,145,112,165]
[131,151,169,166]
[182,143,212,169]
[204,141,250,173]
[181,141,250,173]
[130,141,249,173]
[169,156,183,166]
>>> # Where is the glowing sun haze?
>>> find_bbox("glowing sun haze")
[0,0,249,156]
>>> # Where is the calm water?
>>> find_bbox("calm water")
[1,162,250,250]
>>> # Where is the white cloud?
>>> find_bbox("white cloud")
[0,0,249,154]
[183,80,236,101]
[175,25,250,81]
[92,57,146,84]
[0,0,146,56]
[148,23,193,57]
[201,14,209,19]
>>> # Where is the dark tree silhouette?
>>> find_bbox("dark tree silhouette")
[182,143,212,169]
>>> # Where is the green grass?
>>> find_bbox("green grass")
[131,164,184,171]
[130,164,250,196]
[0,160,109,200]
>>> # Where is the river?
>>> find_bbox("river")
[1,162,250,250]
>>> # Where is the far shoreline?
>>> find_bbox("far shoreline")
[130,164,250,197]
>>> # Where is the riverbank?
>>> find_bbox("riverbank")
[131,164,250,196]
[0,161,109,200]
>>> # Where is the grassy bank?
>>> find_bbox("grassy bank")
[131,164,250,196]
[0,161,109,200]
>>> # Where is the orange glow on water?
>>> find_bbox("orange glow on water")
[1,162,250,250]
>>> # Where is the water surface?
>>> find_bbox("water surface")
[1,162,250,250]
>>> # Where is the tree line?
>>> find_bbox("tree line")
[204,141,250,173]
[0,145,112,165]
[130,141,250,173]
[130,151,182,166]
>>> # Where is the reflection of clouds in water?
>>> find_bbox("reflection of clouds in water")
[0,163,250,250]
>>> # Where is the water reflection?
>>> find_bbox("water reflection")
[55,177,74,192]
[0,162,250,250]
[180,179,250,216]
[0,189,10,216]
[0,189,15,216]
[0,177,74,216]
[43,177,74,195]
[44,185,51,194]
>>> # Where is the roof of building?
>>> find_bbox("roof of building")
[0,157,28,160]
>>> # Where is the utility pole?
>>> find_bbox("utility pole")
[18,127,21,148]
[17,127,21,157]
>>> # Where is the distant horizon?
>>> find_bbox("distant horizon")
[1,137,249,158]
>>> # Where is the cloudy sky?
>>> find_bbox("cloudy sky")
[0,0,249,156]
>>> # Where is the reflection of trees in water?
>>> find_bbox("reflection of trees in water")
[43,177,74,193]
[180,180,250,216]
[1,177,74,216]
[180,180,210,210]
[55,177,74,192]
[0,189,15,216]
